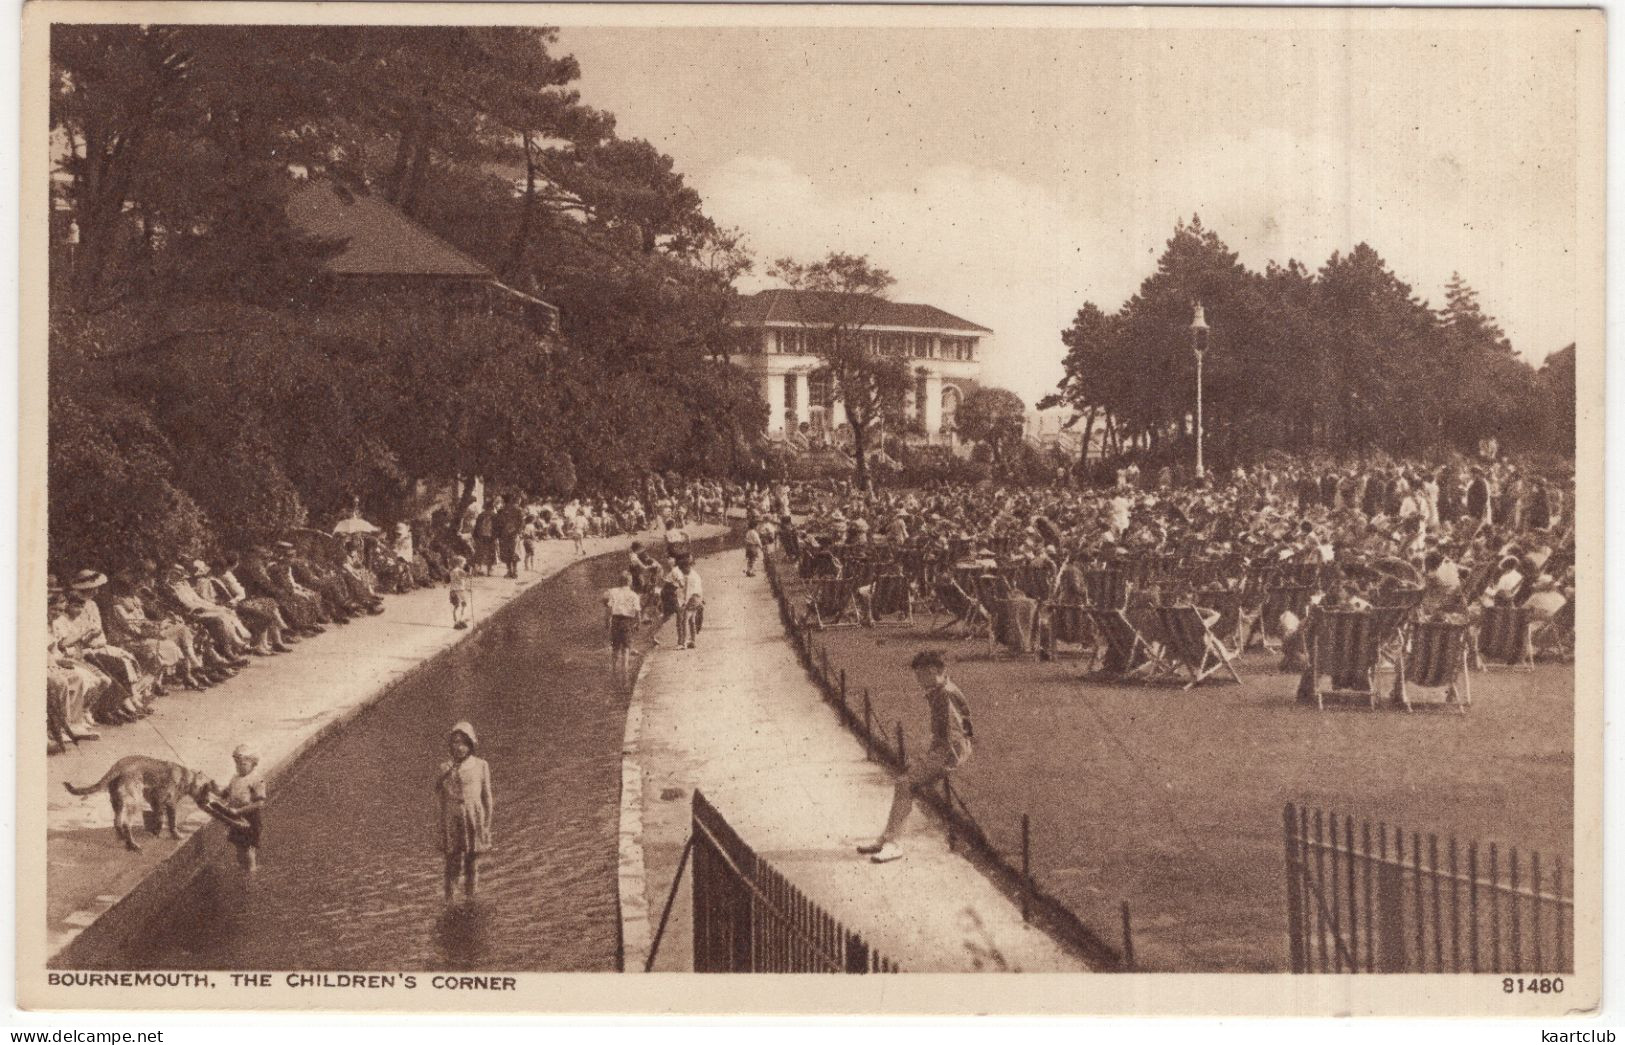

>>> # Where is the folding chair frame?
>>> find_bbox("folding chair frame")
[1155,605,1244,690]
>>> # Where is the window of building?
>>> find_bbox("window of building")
[942,385,962,431]
[914,371,929,418]
[808,370,832,410]
[784,372,798,416]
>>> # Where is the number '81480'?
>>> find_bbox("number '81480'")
[1503,977,1564,994]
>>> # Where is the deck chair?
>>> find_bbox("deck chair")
[1082,568,1131,611]
[1045,601,1097,664]
[992,594,1041,656]
[1390,619,1471,712]
[1155,605,1243,689]
[1081,607,1167,681]
[1261,584,1317,650]
[1454,561,1498,611]
[1005,564,1055,601]
[1531,599,1574,662]
[805,576,860,629]
[1476,604,1535,669]
[1196,586,1262,653]
[932,574,990,639]
[1298,608,1386,710]
[799,549,841,580]
[867,572,913,625]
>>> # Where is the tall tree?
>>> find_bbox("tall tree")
[956,387,1028,474]
[766,254,910,491]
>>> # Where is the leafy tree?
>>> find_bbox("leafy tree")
[765,253,911,491]
[956,387,1028,473]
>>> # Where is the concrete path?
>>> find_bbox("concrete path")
[624,550,1087,973]
[45,526,726,962]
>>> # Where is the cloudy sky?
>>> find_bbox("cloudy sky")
[561,15,1591,406]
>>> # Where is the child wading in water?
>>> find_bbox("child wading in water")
[436,721,493,900]
[221,743,267,874]
[448,555,473,630]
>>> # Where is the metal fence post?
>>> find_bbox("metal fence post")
[1120,902,1135,970]
[1377,827,1409,972]
[862,690,873,759]
[845,933,870,974]
[1284,803,1305,972]
[1021,813,1032,923]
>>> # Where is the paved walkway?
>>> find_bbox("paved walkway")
[623,550,1086,973]
[45,526,726,961]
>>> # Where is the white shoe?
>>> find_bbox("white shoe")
[869,843,905,864]
[856,840,886,855]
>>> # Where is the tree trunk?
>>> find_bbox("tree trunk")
[501,134,539,279]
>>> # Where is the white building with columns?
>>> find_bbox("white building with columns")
[727,289,988,446]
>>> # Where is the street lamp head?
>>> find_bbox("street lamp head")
[1190,302,1209,357]
[1190,302,1210,333]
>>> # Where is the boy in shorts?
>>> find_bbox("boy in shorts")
[448,555,473,630]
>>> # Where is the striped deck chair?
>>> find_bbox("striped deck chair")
[1390,619,1471,712]
[1454,561,1498,611]
[1298,608,1386,710]
[993,594,1040,656]
[868,572,913,624]
[1525,597,1575,663]
[1261,584,1317,649]
[1371,587,1425,670]
[799,549,841,580]
[1476,604,1535,668]
[1196,587,1261,654]
[805,577,860,629]
[931,574,990,639]
[1083,568,1131,610]
[1048,601,1094,653]
[1081,607,1166,681]
[1004,563,1055,601]
[973,571,1013,607]
[1155,605,1243,689]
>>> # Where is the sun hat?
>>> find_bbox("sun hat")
[71,570,108,592]
[192,559,211,577]
[232,744,258,763]
[449,721,479,751]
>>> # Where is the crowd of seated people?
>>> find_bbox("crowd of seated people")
[772,454,1575,668]
[45,477,751,752]
[46,539,407,751]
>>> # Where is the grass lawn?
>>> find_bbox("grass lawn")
[783,571,1574,972]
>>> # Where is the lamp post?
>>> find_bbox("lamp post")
[1190,303,1210,478]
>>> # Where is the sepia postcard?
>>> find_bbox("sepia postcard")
[15,0,1605,1017]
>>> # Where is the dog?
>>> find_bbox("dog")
[63,756,218,852]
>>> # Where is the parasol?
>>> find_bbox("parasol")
[333,513,380,536]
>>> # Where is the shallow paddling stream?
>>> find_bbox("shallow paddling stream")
[97,539,727,972]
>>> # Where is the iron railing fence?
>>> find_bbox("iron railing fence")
[691,789,900,973]
[1284,802,1572,973]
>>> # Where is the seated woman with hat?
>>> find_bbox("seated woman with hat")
[46,577,104,742]
[58,570,154,723]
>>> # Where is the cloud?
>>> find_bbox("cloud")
[698,134,1576,409]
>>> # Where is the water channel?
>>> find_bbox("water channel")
[101,537,730,972]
